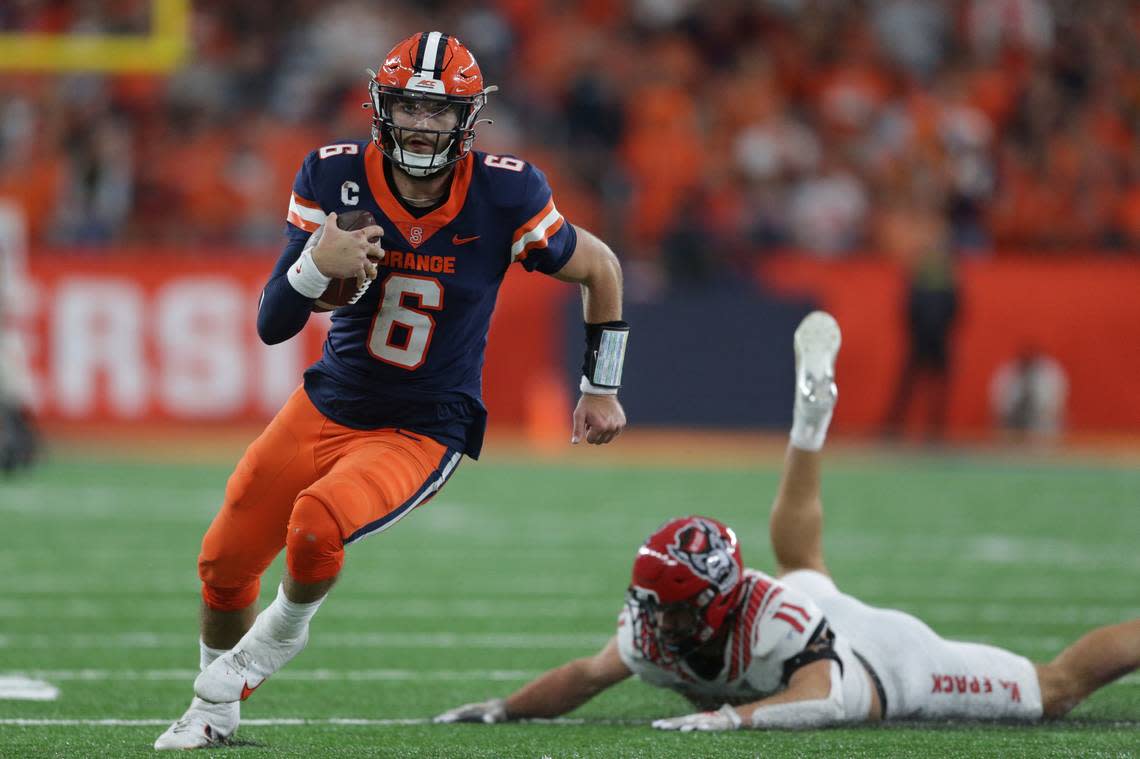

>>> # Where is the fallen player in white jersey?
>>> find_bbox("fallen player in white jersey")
[436,311,1140,731]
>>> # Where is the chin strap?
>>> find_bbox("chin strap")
[390,142,453,178]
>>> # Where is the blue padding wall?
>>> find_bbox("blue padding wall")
[566,292,816,428]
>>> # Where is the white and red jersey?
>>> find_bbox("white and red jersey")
[616,569,826,707]
[616,565,1044,723]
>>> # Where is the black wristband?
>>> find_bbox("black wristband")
[582,320,629,389]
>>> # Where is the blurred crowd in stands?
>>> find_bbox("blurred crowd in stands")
[1,0,1139,291]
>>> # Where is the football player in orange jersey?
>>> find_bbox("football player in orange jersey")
[157,32,628,749]
[438,312,1140,731]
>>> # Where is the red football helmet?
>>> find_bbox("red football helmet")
[627,516,745,661]
[368,31,496,177]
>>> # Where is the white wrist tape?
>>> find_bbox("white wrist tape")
[287,246,332,299]
[580,376,619,396]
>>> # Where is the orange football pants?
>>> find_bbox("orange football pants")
[198,386,460,611]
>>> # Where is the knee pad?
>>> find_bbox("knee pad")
[286,494,345,584]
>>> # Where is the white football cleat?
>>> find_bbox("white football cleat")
[194,620,308,704]
[793,311,841,419]
[154,697,238,750]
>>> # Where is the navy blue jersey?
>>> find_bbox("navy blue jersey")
[267,141,577,458]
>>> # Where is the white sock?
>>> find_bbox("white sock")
[200,640,228,671]
[257,583,325,642]
[790,406,833,452]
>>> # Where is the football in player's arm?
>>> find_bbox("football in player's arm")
[437,312,1140,731]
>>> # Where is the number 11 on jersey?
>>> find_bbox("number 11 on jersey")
[367,274,443,370]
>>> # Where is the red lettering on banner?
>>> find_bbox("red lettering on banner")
[19,250,565,428]
[969,677,980,693]
[954,676,968,693]
[932,675,943,693]
[942,675,953,693]
[983,677,993,693]
[19,261,332,421]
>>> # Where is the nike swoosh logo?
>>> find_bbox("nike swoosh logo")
[452,234,480,245]
[295,265,303,273]
[240,679,263,700]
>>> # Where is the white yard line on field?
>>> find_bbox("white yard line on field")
[0,676,59,701]
[0,597,1135,623]
[917,604,1140,626]
[0,598,617,620]
[0,630,1097,652]
[4,714,1140,729]
[5,669,1136,684]
[0,631,610,649]
[2,669,538,682]
[0,717,636,727]
[5,669,1136,685]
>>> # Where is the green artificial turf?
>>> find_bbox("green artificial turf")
[1,451,1137,757]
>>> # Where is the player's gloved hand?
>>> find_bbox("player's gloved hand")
[571,394,626,445]
[651,704,742,732]
[433,698,509,724]
[311,211,385,280]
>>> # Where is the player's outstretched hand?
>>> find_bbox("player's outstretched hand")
[433,698,509,725]
[651,705,743,732]
[572,394,626,445]
[311,211,385,280]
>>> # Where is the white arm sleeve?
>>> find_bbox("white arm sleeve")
[749,661,846,729]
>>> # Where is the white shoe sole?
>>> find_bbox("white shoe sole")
[794,312,841,378]
[794,311,841,406]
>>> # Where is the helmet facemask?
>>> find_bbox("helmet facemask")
[628,585,720,663]
[368,77,492,178]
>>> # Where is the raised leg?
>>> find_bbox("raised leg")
[770,446,827,576]
[772,312,840,577]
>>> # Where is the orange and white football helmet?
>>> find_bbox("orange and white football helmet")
[368,31,496,177]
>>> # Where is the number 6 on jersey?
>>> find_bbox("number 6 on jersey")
[368,275,443,369]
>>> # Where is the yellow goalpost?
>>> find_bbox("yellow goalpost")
[0,0,189,73]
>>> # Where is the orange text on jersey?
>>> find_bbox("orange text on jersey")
[385,251,456,274]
